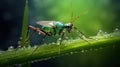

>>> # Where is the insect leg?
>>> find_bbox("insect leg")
[17,26,36,49]
[73,27,91,44]
[22,26,37,47]
[57,31,65,54]
[60,31,65,45]
[53,27,56,35]
[29,35,47,56]
[24,29,36,45]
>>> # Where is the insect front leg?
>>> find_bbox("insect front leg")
[57,30,65,54]
[73,27,91,44]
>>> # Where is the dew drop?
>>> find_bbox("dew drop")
[104,32,109,38]
[70,52,73,54]
[97,30,104,36]
[95,38,98,40]
[77,30,79,33]
[18,45,22,48]
[31,61,34,63]
[38,32,41,35]
[21,46,26,50]
[26,0,28,3]
[20,37,22,40]
[57,38,62,45]
[114,28,119,33]
[51,42,56,45]
[58,38,62,41]
[110,34,113,37]
[43,43,47,45]
[8,46,14,51]
[17,41,21,45]
[33,45,38,49]
[56,42,60,45]
[112,28,120,36]
[81,50,84,53]
[65,37,68,39]
[82,35,87,39]
[27,46,31,49]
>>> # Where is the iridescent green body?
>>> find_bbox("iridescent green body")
[37,21,65,35]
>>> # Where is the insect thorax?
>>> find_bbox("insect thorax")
[42,21,65,35]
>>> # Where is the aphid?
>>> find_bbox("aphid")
[26,1,90,55]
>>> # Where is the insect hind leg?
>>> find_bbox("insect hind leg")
[29,35,47,56]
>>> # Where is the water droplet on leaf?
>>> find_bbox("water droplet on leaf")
[20,37,22,40]
[70,52,73,54]
[8,46,14,51]
[97,30,104,36]
[114,28,119,32]
[81,50,84,53]
[17,41,21,45]
[38,32,41,35]
[31,61,34,63]
[65,37,68,39]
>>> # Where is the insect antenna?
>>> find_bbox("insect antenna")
[68,1,90,44]
[70,0,73,23]
[71,10,88,23]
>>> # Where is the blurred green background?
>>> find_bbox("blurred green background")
[29,0,120,36]
[29,0,120,67]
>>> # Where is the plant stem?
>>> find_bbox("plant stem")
[0,36,120,66]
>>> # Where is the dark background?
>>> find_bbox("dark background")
[0,0,25,50]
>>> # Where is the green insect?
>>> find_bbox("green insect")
[27,19,90,54]
[26,1,90,54]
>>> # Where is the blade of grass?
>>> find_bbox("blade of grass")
[20,0,29,47]
[20,0,30,67]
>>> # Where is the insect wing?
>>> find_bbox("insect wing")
[36,21,55,27]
